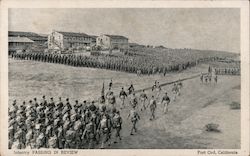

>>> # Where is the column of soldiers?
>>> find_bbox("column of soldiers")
[11,52,220,76]
[9,96,123,149]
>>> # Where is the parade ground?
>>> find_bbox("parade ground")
[9,59,240,149]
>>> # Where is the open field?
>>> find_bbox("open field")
[9,59,240,149]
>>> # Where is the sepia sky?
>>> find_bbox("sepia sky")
[9,8,240,53]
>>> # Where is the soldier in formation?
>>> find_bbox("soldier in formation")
[127,105,140,135]
[8,96,124,149]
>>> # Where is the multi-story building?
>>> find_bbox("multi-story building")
[8,36,34,54]
[8,31,47,44]
[48,31,95,51]
[96,34,129,50]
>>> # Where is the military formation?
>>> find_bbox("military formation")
[8,78,179,149]
[8,51,239,149]
[10,52,222,75]
[9,95,125,149]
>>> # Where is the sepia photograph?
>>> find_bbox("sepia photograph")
[0,1,249,155]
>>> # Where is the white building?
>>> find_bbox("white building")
[48,31,95,51]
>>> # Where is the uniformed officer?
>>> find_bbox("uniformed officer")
[119,87,127,109]
[161,92,170,114]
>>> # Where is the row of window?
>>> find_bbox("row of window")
[64,36,92,41]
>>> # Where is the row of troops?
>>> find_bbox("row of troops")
[214,68,240,75]
[10,52,220,76]
[9,80,181,149]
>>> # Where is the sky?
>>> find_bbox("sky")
[9,8,240,53]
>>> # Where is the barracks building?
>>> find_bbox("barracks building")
[96,34,129,51]
[48,31,96,51]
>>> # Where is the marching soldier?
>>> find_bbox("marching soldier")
[130,93,138,108]
[48,133,58,148]
[42,95,47,107]
[139,90,148,111]
[34,98,39,107]
[109,79,113,89]
[155,82,161,100]
[127,105,140,135]
[65,126,76,149]
[214,75,218,84]
[11,100,18,113]
[9,125,15,149]
[172,83,179,101]
[83,119,96,149]
[152,81,157,91]
[177,80,183,96]
[98,114,112,149]
[65,98,72,110]
[36,130,46,149]
[200,72,204,83]
[148,96,157,120]
[107,92,116,110]
[74,118,83,148]
[128,83,135,95]
[119,87,127,109]
[161,92,170,114]
[25,127,34,148]
[56,97,63,111]
[56,125,64,149]
[106,87,113,100]
[48,97,55,109]
[112,110,122,143]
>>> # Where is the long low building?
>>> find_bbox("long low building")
[8,31,47,44]
[48,31,96,51]
[8,37,34,54]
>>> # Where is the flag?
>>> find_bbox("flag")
[100,82,105,104]
[101,82,105,97]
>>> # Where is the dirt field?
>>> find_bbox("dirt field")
[9,59,240,149]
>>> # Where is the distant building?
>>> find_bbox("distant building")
[96,34,129,50]
[8,31,47,44]
[155,45,167,49]
[8,37,34,54]
[129,42,145,48]
[48,31,95,51]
